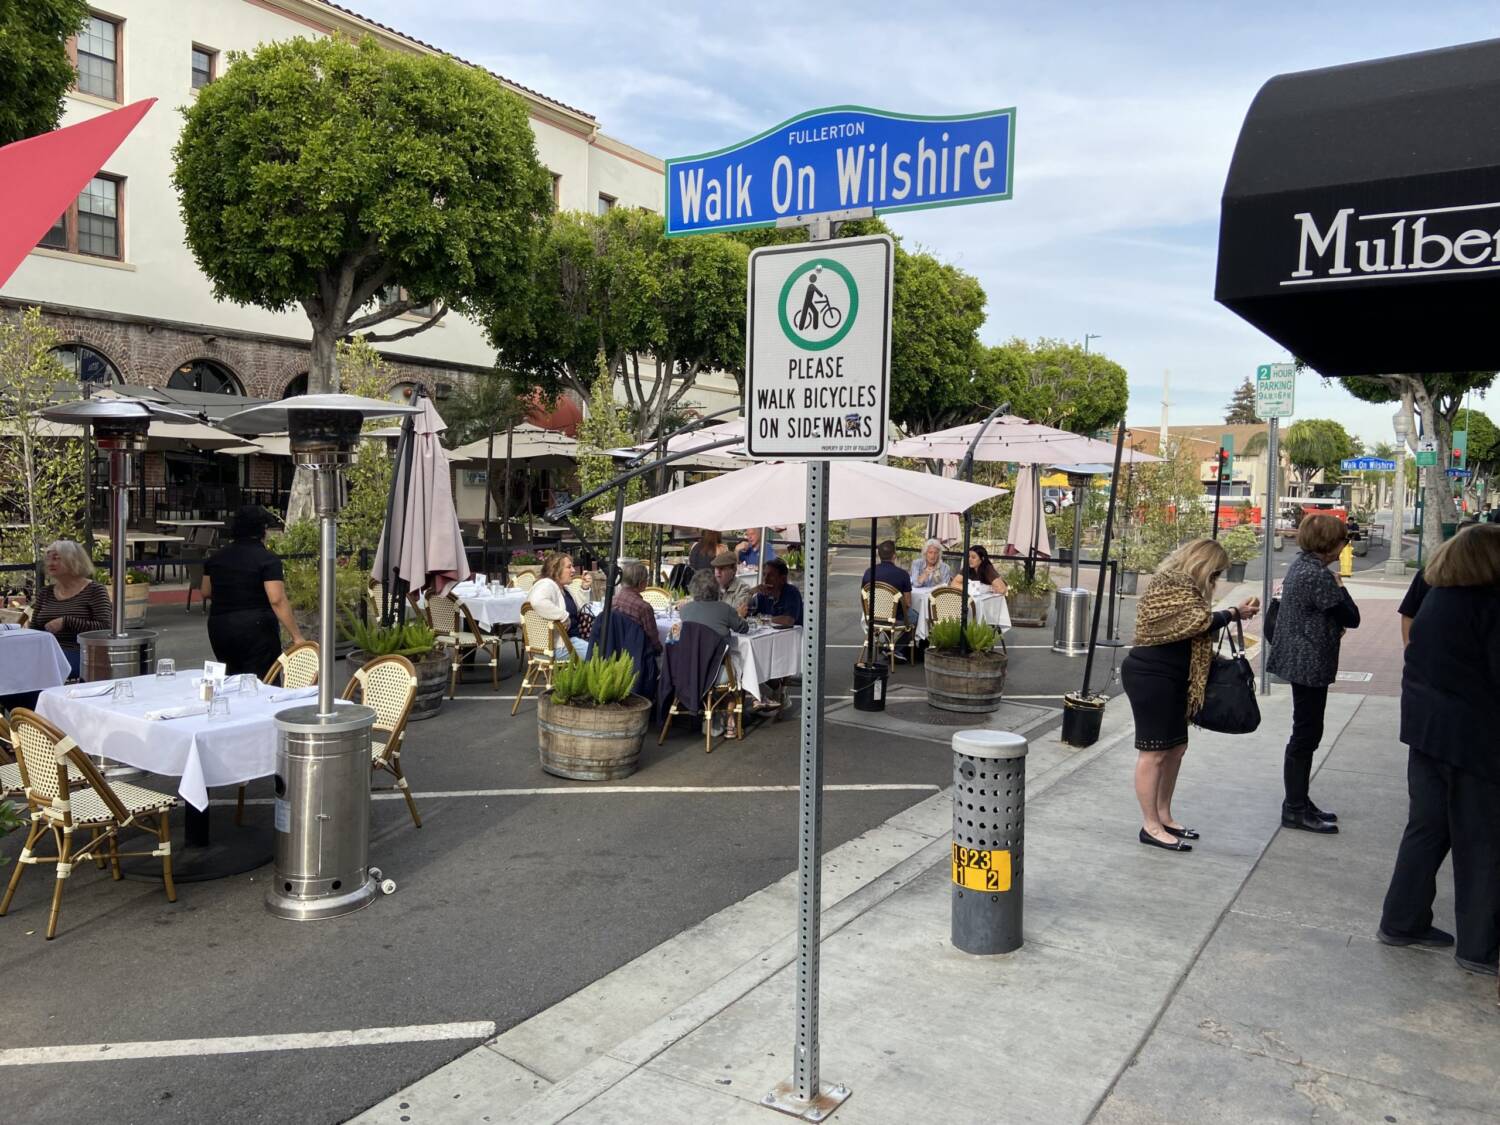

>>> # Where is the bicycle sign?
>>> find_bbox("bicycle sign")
[746,235,893,459]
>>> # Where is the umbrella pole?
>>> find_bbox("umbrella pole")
[502,424,514,582]
[378,411,415,626]
[395,407,418,626]
[866,517,878,664]
[483,427,495,577]
[598,483,627,655]
[1081,421,1128,697]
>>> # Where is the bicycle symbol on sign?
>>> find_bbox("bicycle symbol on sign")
[792,268,843,331]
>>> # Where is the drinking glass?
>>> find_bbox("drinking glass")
[112,680,134,703]
[156,658,176,678]
[207,695,231,721]
[241,674,260,696]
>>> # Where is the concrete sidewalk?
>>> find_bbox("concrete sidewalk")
[354,688,1498,1125]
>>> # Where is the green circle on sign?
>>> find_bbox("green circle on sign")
[778,258,859,352]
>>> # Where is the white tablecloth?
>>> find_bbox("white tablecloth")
[35,676,325,810]
[0,628,71,694]
[729,626,801,700]
[912,586,1012,641]
[455,586,529,630]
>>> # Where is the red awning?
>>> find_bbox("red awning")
[0,99,155,289]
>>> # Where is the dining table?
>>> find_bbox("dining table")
[0,625,71,696]
[911,584,1013,641]
[728,624,802,701]
[34,673,324,880]
[453,582,530,630]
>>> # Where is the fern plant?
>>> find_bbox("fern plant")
[928,618,998,654]
[343,616,438,658]
[551,651,638,706]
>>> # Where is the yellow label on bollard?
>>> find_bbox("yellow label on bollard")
[1340,541,1353,577]
[951,843,1012,892]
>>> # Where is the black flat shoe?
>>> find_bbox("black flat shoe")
[1282,808,1339,833]
[1455,955,1498,977]
[1377,925,1454,948]
[1164,825,1201,840]
[1308,801,1338,823]
[1139,828,1192,852]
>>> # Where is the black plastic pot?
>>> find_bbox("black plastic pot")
[1061,693,1106,747]
[852,660,889,712]
[1226,561,1247,582]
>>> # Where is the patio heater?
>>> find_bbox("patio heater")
[1051,470,1094,657]
[220,394,416,921]
[40,398,202,680]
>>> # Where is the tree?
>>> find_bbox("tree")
[1334,371,1496,554]
[440,371,528,532]
[173,35,551,395]
[1282,418,1359,492]
[0,2,89,146]
[0,308,86,566]
[574,356,651,557]
[1224,377,1260,424]
[888,251,989,433]
[979,338,1129,435]
[1457,409,1498,510]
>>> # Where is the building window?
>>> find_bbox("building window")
[37,175,123,260]
[281,373,309,399]
[191,46,216,89]
[597,193,616,215]
[376,284,437,318]
[551,172,562,209]
[75,13,122,101]
[51,344,121,385]
[168,359,242,395]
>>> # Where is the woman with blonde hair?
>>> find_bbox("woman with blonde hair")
[1121,538,1260,851]
[1267,513,1360,833]
[528,553,590,659]
[28,540,111,681]
[1378,524,1500,975]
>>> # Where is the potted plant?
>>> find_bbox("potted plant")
[509,551,543,581]
[537,651,651,780]
[344,617,449,721]
[1221,524,1258,582]
[1003,563,1055,627]
[781,547,804,582]
[1062,691,1108,746]
[924,618,1007,713]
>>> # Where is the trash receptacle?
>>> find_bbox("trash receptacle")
[852,659,888,712]
[951,729,1026,955]
[265,704,378,921]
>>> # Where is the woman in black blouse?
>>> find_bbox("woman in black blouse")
[203,507,303,676]
[28,540,111,680]
[949,544,1008,595]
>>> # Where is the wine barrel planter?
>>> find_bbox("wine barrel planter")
[537,692,650,781]
[347,648,448,720]
[925,647,1008,713]
[121,583,149,628]
[1006,590,1051,627]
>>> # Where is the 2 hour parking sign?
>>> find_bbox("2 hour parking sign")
[745,235,893,459]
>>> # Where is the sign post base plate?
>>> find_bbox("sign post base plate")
[762,1080,851,1122]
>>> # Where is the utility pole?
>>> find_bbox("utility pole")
[1158,370,1170,454]
[1084,333,1101,354]
[1386,397,1413,577]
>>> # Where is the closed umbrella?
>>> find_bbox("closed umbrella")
[374,395,470,617]
[925,461,964,545]
[1005,464,1052,560]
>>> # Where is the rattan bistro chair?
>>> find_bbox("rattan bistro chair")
[658,641,744,754]
[860,581,915,664]
[426,593,501,698]
[1,713,85,800]
[511,604,573,716]
[640,586,672,612]
[342,655,421,828]
[510,571,536,592]
[263,640,320,689]
[927,586,965,627]
[1,710,178,940]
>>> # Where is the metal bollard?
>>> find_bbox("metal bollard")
[951,729,1027,954]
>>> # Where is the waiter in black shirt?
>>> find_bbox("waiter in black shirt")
[203,506,303,676]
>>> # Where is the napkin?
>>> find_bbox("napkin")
[67,683,117,699]
[145,704,210,721]
[267,686,319,703]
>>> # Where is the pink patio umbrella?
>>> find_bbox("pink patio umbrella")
[0,99,155,289]
[1004,464,1052,560]
[924,460,964,545]
[374,395,470,607]
[890,416,1159,465]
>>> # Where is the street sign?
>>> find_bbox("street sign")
[1446,468,1472,479]
[665,106,1015,236]
[745,235,894,459]
[1341,457,1398,471]
[1416,438,1439,467]
[1254,363,1296,418]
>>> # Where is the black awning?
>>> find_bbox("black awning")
[1215,39,1500,376]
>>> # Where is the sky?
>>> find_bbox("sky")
[355,0,1500,446]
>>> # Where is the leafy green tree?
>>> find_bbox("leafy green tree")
[335,339,395,557]
[1456,409,1498,510]
[0,308,86,566]
[980,338,1128,435]
[1126,441,1211,573]
[575,357,650,557]
[1224,377,1260,424]
[1282,418,1359,492]
[440,371,528,530]
[888,251,989,433]
[0,1,89,145]
[173,35,550,394]
[490,209,746,439]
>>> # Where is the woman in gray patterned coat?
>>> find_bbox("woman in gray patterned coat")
[1267,514,1361,832]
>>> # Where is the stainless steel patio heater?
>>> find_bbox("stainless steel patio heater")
[219,394,415,921]
[40,397,203,680]
[1052,470,1094,657]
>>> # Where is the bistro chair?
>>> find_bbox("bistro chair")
[1,710,178,940]
[342,654,422,828]
[0,605,32,627]
[366,581,419,625]
[510,571,536,592]
[511,604,573,716]
[263,641,320,689]
[0,713,86,801]
[658,633,743,754]
[566,577,588,602]
[640,586,673,612]
[928,586,965,626]
[425,593,500,698]
[860,581,915,665]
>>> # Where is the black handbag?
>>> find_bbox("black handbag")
[1263,596,1280,644]
[1193,620,1261,734]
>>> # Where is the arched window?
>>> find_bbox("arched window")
[168,358,242,395]
[51,344,120,385]
[387,381,420,404]
[280,373,308,399]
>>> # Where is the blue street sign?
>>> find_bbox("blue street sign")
[1340,457,1398,471]
[1446,468,1472,479]
[665,105,1015,236]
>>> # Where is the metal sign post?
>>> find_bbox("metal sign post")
[1254,364,1293,695]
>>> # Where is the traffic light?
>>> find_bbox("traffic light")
[1453,429,1468,469]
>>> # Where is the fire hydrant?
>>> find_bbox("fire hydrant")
[1339,539,1354,577]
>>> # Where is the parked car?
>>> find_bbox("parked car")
[1041,487,1073,514]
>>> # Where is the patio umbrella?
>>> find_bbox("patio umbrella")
[890,416,1160,465]
[610,419,748,471]
[925,461,964,545]
[1005,464,1052,560]
[0,99,155,289]
[374,394,470,616]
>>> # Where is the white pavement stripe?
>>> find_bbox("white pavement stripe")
[217,783,940,807]
[0,1022,497,1068]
